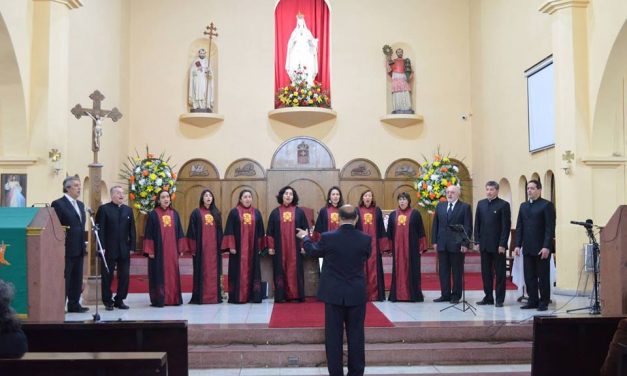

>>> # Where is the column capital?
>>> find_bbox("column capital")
[539,0,589,15]
[33,0,83,10]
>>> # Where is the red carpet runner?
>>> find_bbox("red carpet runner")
[268,298,394,328]
[120,273,516,294]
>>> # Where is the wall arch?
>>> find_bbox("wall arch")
[0,13,27,157]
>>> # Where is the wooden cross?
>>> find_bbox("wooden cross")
[70,90,122,163]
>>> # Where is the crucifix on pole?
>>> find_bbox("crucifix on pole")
[71,90,123,164]
[70,90,123,284]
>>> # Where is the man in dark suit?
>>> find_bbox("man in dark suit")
[297,205,371,376]
[431,185,473,304]
[95,185,136,310]
[51,175,89,313]
[514,180,556,311]
[473,181,511,307]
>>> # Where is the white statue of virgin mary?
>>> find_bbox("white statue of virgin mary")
[285,14,318,86]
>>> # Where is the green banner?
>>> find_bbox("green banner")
[0,207,39,316]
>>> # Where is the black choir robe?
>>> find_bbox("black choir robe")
[221,204,265,303]
[356,206,389,301]
[186,207,223,304]
[387,208,427,302]
[143,206,186,307]
[313,205,340,241]
[267,205,309,302]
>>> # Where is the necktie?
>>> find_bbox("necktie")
[447,203,453,218]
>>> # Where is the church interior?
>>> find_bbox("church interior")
[0,0,626,375]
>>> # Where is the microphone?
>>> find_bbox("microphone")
[570,219,593,228]
[448,224,465,232]
[86,208,95,216]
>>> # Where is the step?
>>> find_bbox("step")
[187,322,532,345]
[188,341,532,368]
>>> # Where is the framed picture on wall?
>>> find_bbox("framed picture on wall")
[1,174,27,207]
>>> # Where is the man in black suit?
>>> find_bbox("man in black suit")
[95,185,136,310]
[473,181,511,307]
[431,185,473,304]
[514,180,556,312]
[297,205,371,376]
[51,175,89,313]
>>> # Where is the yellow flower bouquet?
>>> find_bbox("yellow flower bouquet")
[414,150,460,213]
[120,147,177,213]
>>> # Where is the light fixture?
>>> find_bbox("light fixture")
[561,150,574,175]
[49,149,62,175]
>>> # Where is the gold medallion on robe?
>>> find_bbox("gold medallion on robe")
[330,212,339,224]
[242,213,252,225]
[282,211,292,222]
[204,213,214,226]
[162,215,172,227]
[363,213,373,225]
[397,215,407,226]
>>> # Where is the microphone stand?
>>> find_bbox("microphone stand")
[567,225,601,315]
[441,225,477,316]
[88,211,109,322]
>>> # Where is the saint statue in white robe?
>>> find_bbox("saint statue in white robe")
[285,14,318,86]
[188,48,213,112]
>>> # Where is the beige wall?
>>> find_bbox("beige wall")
[127,0,472,176]
[1,0,626,292]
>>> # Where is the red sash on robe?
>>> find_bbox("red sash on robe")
[393,208,411,301]
[237,205,255,302]
[199,207,219,303]
[156,207,181,305]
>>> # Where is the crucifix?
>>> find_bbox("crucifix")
[70,90,122,164]
[70,90,123,289]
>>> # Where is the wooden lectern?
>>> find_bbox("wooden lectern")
[600,205,627,315]
[0,207,65,322]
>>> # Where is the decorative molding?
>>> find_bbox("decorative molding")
[33,0,83,10]
[0,157,38,166]
[539,0,589,15]
[268,107,337,127]
[179,113,224,127]
[581,156,627,167]
[380,114,424,127]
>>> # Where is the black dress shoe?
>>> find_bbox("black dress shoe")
[68,305,89,313]
[433,296,450,303]
[476,299,494,305]
[104,303,114,311]
[495,302,504,307]
[537,305,548,311]
[114,301,129,310]
[520,304,539,310]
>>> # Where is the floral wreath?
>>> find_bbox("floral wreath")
[120,147,177,213]
[414,150,460,213]
[275,66,331,108]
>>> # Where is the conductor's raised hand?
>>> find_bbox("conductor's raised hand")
[296,228,308,240]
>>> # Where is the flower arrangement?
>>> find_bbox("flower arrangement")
[276,66,330,108]
[414,150,460,213]
[120,147,177,213]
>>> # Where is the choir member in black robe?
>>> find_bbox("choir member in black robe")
[143,190,186,307]
[355,190,389,301]
[387,192,427,302]
[186,189,223,304]
[221,189,265,304]
[313,186,344,241]
[267,186,310,302]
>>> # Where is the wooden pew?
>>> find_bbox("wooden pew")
[0,352,167,375]
[22,320,187,376]
[532,316,624,376]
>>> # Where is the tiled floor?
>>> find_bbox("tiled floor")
[66,289,593,325]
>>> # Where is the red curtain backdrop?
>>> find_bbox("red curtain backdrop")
[275,0,330,103]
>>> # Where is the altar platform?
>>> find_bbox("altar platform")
[64,290,593,375]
